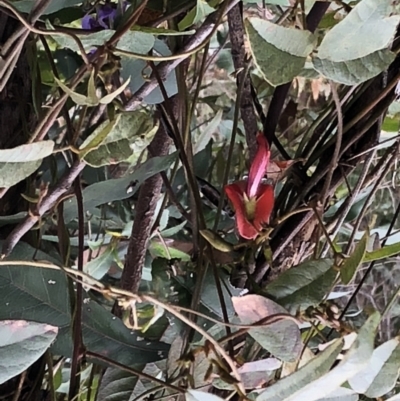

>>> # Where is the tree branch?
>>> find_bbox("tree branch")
[1,161,85,257]
[227,3,258,158]
[114,106,173,301]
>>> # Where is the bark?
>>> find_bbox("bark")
[115,104,174,304]
[227,3,258,158]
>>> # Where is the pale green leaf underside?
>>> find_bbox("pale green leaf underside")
[0,321,58,385]
[348,338,400,398]
[233,295,302,362]
[313,0,400,84]
[256,339,344,401]
[52,30,154,55]
[81,111,156,167]
[0,141,54,187]
[246,18,315,86]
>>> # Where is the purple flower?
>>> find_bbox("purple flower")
[82,2,127,30]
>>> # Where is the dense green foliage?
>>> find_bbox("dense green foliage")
[0,0,400,400]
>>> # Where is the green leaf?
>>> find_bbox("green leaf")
[174,270,241,319]
[200,229,234,253]
[87,70,98,104]
[0,320,58,385]
[81,111,156,167]
[193,110,223,154]
[256,339,344,401]
[133,26,196,36]
[99,78,131,104]
[0,141,54,187]
[63,152,177,221]
[341,230,368,285]
[186,390,225,401]
[120,39,178,105]
[79,116,121,158]
[78,301,169,368]
[282,312,381,401]
[148,242,191,261]
[13,0,82,15]
[0,212,27,227]
[325,388,360,401]
[97,368,139,401]
[178,0,215,31]
[264,259,336,312]
[53,30,114,53]
[299,387,358,401]
[348,338,400,398]
[232,294,302,362]
[52,30,155,55]
[382,116,400,132]
[243,0,290,4]
[84,246,115,280]
[168,336,218,389]
[160,221,187,238]
[116,31,155,54]
[0,242,169,367]
[312,0,400,85]
[363,241,400,263]
[55,75,131,107]
[245,18,315,86]
[54,76,92,106]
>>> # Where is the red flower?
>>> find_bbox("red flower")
[224,133,275,240]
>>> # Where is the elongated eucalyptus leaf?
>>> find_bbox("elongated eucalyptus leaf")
[312,387,359,401]
[80,111,156,167]
[97,368,139,401]
[283,312,380,401]
[0,320,58,385]
[348,338,400,397]
[264,259,336,312]
[256,339,344,401]
[0,141,54,187]
[0,242,169,367]
[120,39,178,105]
[363,241,400,262]
[178,0,215,31]
[52,29,154,54]
[13,0,82,15]
[186,390,225,401]
[79,117,121,159]
[340,230,368,285]
[313,0,400,85]
[63,152,177,221]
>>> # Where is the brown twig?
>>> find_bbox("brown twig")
[227,3,258,158]
[115,108,172,299]
[124,0,240,111]
[1,161,85,257]
[320,81,343,206]
[68,176,85,401]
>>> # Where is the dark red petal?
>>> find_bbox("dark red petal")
[247,133,271,198]
[253,184,274,231]
[225,183,259,240]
